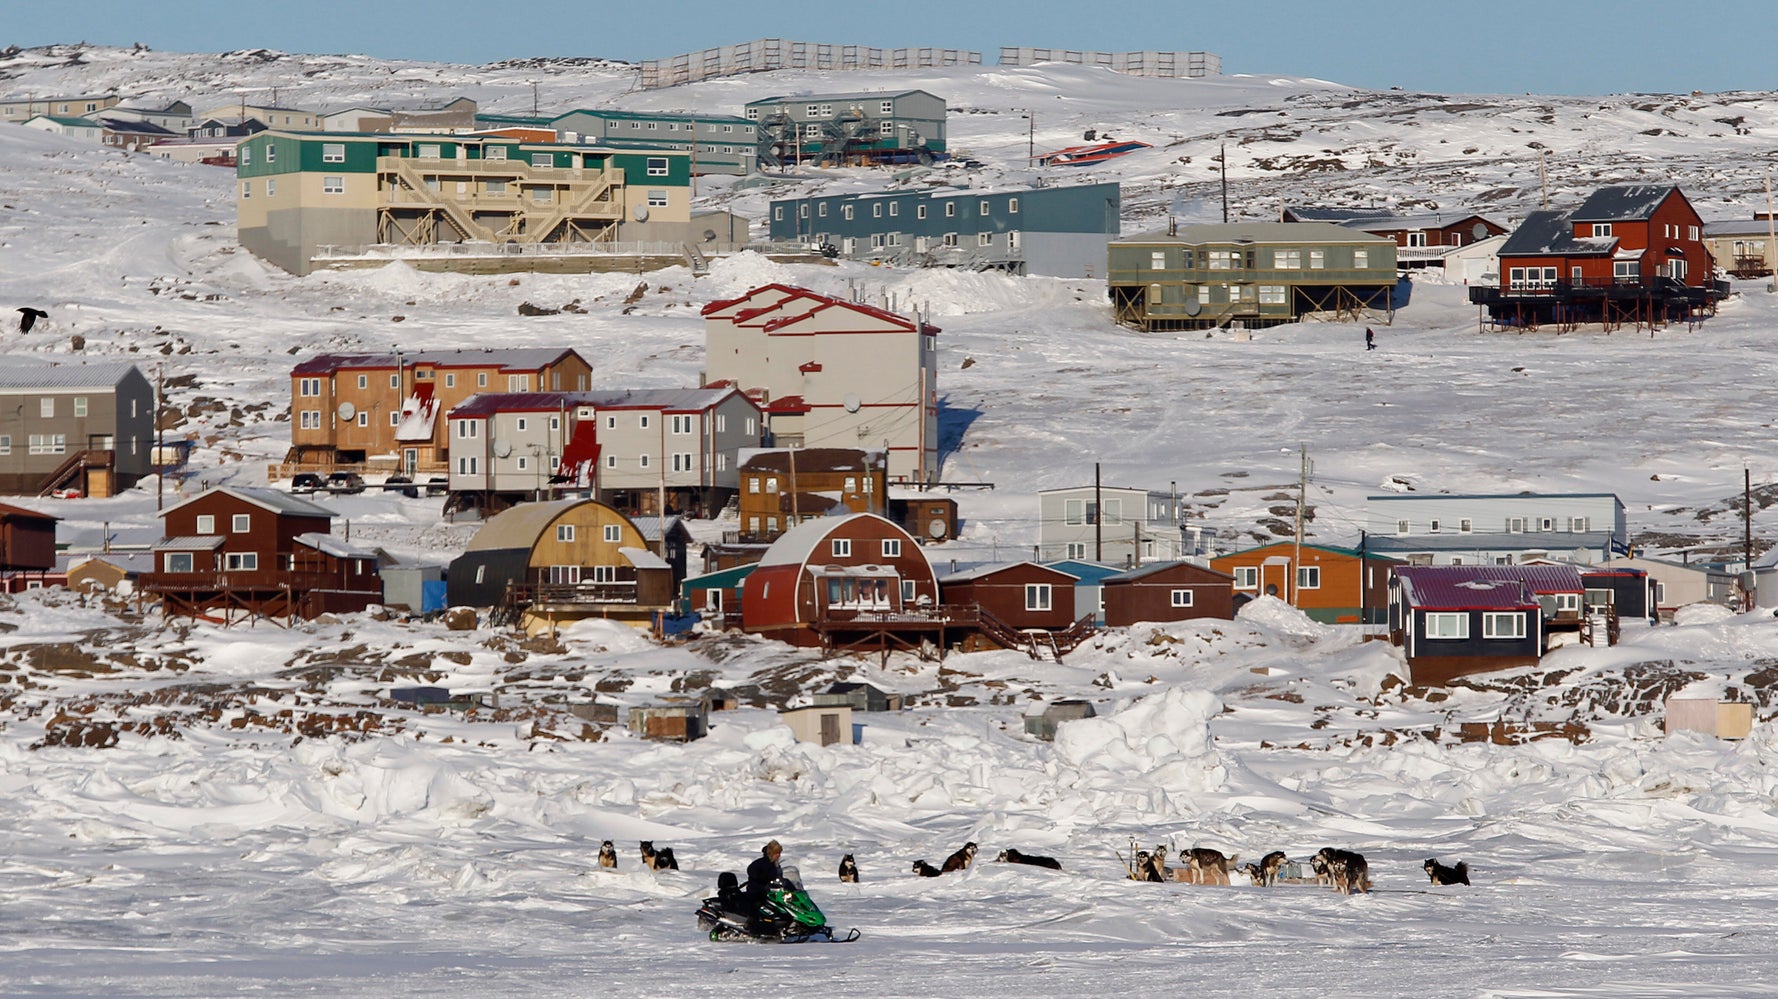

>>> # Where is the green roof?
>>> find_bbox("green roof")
[552,108,753,126]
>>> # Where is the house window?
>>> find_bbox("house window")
[1065,542,1086,559]
[1258,285,1286,305]
[507,375,531,391]
[1026,583,1052,611]
[647,190,669,208]
[916,205,927,220]
[1570,517,1590,532]
[196,515,215,534]
[1483,612,1526,639]
[1396,519,1410,535]
[478,373,488,387]
[557,524,575,542]
[357,374,368,390]
[1406,232,1427,247]
[980,200,990,214]
[595,523,618,544]
[323,175,344,194]
[773,206,783,221]
[28,434,65,454]
[639,453,650,468]
[1459,518,1473,534]
[881,539,901,558]
[389,412,400,427]
[1430,519,1441,534]
[457,420,480,439]
[265,143,275,163]
[73,396,87,417]
[1208,250,1235,270]
[1539,517,1555,532]
[1424,612,1469,639]
[889,202,899,217]
[832,538,852,558]
[0,435,9,455]
[486,146,507,160]
[457,456,478,475]
[1233,566,1258,588]
[357,412,368,427]
[165,552,193,574]
[225,552,259,571]
[672,414,693,434]
[1593,223,1612,237]
[766,476,779,493]
[1008,197,1019,214]
[1274,249,1301,269]
[880,101,894,115]
[1354,249,1370,269]
[1507,517,1526,533]
[872,204,882,219]
[240,146,251,166]
[232,514,250,533]
[39,398,53,418]
[1297,566,1320,589]
[1151,251,1166,270]
[1614,260,1639,282]
[1170,589,1194,608]
[604,455,616,469]
[902,580,916,601]
[298,377,320,397]
[817,203,828,218]
[322,143,345,163]
[945,203,956,218]
[978,232,993,247]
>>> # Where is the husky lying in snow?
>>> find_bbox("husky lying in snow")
[1424,858,1470,886]
[911,859,943,878]
[997,848,1063,871]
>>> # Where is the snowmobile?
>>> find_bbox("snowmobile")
[696,866,860,943]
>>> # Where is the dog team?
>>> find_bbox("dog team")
[597,837,1467,892]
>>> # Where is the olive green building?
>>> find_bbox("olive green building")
[1108,222,1397,331]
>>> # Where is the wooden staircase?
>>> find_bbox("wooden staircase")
[37,449,112,497]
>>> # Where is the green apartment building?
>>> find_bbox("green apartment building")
[549,110,759,175]
[1108,222,1397,331]
[235,130,697,276]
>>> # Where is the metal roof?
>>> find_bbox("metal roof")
[1116,221,1392,246]
[1213,540,1399,561]
[739,447,879,474]
[162,486,339,520]
[1497,209,1615,257]
[292,348,583,375]
[294,532,380,560]
[1102,560,1233,584]
[1042,559,1127,582]
[757,512,890,568]
[0,361,143,390]
[1366,492,1622,504]
[1571,185,1679,222]
[939,561,1079,584]
[746,89,939,106]
[155,535,228,551]
[551,108,753,126]
[1283,206,1393,223]
[1704,218,1778,237]
[463,498,584,552]
[1339,212,1501,233]
[1394,566,1538,610]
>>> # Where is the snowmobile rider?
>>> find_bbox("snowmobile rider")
[744,840,784,910]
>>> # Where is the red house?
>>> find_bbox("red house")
[0,501,57,572]
[1101,561,1235,627]
[143,486,383,624]
[940,562,1079,631]
[1474,185,1725,327]
[741,512,939,649]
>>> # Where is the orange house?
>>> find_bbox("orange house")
[1210,542,1398,625]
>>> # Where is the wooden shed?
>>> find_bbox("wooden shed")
[1100,561,1235,627]
[782,702,855,746]
[1664,697,1754,740]
[0,502,57,571]
[823,681,903,712]
[628,701,709,742]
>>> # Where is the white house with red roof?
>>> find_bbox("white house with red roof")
[702,284,939,484]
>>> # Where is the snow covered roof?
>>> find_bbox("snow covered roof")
[1571,185,1678,222]
[746,89,938,106]
[1704,218,1778,237]
[620,546,670,571]
[1102,560,1233,584]
[162,486,338,521]
[447,387,740,418]
[0,361,143,390]
[1339,212,1501,233]
[1283,206,1393,223]
[155,535,227,551]
[757,512,894,568]
[291,348,584,375]
[1118,221,1392,246]
[0,501,56,523]
[1394,566,1538,610]
[739,447,881,474]
[939,561,1080,584]
[630,516,689,544]
[294,532,380,560]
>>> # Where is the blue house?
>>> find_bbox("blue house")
[1044,559,1126,626]
[768,181,1120,278]
[1388,565,1547,686]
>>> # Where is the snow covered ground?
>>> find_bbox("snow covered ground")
[6,45,1778,996]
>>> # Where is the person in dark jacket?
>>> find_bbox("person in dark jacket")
[1365,327,1376,350]
[744,839,784,908]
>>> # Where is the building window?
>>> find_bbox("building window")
[1065,542,1086,559]
[832,538,852,557]
[1208,250,1235,270]
[196,515,215,534]
[478,373,488,387]
[444,373,456,389]
[916,204,927,220]
[73,396,87,417]
[28,433,67,454]
[323,175,344,194]
[1150,251,1166,270]
[557,524,575,542]
[881,539,901,558]
[322,143,345,163]
[0,435,10,455]
[1396,519,1410,535]
[39,397,53,418]
[1274,249,1301,269]
[978,232,993,247]
[605,455,616,469]
[888,202,899,218]
[1026,583,1052,611]
[1424,612,1469,639]
[357,374,368,390]
[1297,566,1320,589]
[1539,517,1556,532]
[240,146,251,166]
[638,414,651,429]
[1571,517,1591,532]
[1258,285,1286,305]
[299,411,320,428]
[1354,249,1370,269]
[670,414,692,434]
[226,552,259,571]
[1459,518,1473,533]
[265,143,275,163]
[1593,223,1612,237]
[232,514,251,533]
[1430,519,1441,534]
[165,552,193,574]
[1233,566,1258,588]
[1170,589,1194,608]
[880,100,894,115]
[1309,249,1326,269]
[945,203,956,218]
[1483,612,1526,639]
[648,190,669,207]
[356,412,368,427]
[457,456,478,475]
[603,524,621,543]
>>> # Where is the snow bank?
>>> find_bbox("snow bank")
[1052,687,1225,794]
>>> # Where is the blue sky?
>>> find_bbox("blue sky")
[9,0,1776,95]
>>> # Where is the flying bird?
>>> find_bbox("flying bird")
[17,307,48,333]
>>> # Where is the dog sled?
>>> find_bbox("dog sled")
[695,867,861,944]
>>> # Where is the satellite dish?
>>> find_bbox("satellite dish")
[842,393,861,414]
[336,401,356,420]
[1472,222,1489,240]
[1183,298,1202,317]
[703,229,718,243]
[633,205,649,222]
[928,518,948,539]
[493,438,513,459]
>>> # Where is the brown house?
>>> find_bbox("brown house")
[889,492,960,544]
[143,486,383,624]
[940,561,1079,631]
[737,448,886,542]
[0,502,57,572]
[1101,561,1234,627]
[286,348,593,473]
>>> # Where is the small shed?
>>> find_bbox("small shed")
[382,562,447,614]
[568,699,621,724]
[1024,699,1096,741]
[889,493,960,544]
[823,681,903,712]
[782,702,855,746]
[681,563,756,628]
[1664,697,1754,740]
[628,701,710,742]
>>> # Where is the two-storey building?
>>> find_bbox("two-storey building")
[442,387,764,516]
[702,284,938,484]
[768,182,1120,277]
[736,447,886,542]
[286,348,592,474]
[549,109,759,175]
[745,89,946,168]
[1108,222,1397,331]
[1365,493,1627,566]
[1036,485,1211,566]
[1471,185,1725,327]
[235,130,698,276]
[0,363,154,497]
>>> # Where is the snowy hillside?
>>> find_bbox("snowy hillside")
[6,44,1778,996]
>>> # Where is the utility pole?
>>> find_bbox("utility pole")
[658,413,668,557]
[1094,462,1103,564]
[1765,170,1777,293]
[1028,112,1034,164]
[1293,445,1310,608]
[1745,467,1753,602]
[1538,150,1549,210]
[1220,142,1229,223]
[156,363,165,512]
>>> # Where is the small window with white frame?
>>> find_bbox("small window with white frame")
[832,538,852,558]
[1026,583,1052,611]
[1424,612,1469,639]
[1170,588,1194,608]
[1233,566,1258,589]
[881,538,901,558]
[1483,612,1525,639]
[1396,519,1410,535]
[1459,518,1473,533]
[1297,566,1320,589]
[556,524,575,543]
[232,514,250,533]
